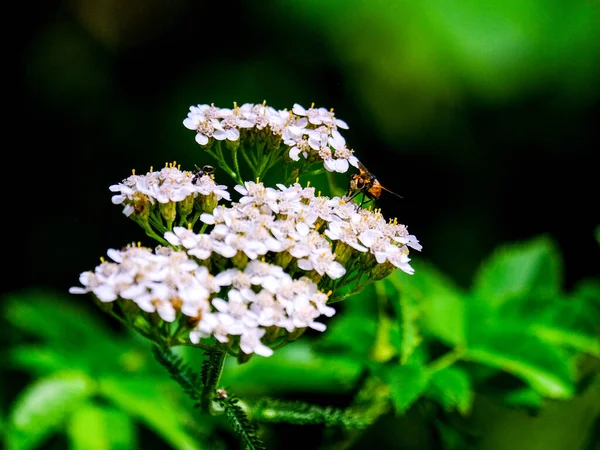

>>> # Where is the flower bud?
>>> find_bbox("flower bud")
[333,241,355,266]
[132,192,151,221]
[198,192,218,214]
[225,138,240,152]
[370,261,396,281]
[286,327,306,342]
[237,351,253,364]
[159,201,177,225]
[262,326,281,345]
[177,194,194,218]
[232,251,248,270]
[272,251,293,270]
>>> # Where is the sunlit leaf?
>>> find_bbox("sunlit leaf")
[67,402,137,450]
[98,376,203,450]
[464,325,574,399]
[314,307,377,359]
[222,342,363,395]
[5,370,94,450]
[530,324,600,357]
[348,375,392,426]
[426,366,473,415]
[372,314,400,363]
[381,362,430,414]
[8,345,73,376]
[472,235,562,309]
[385,260,466,346]
[392,291,423,365]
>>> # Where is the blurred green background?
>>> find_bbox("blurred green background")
[5,0,600,449]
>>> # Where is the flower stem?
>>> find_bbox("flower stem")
[427,348,465,374]
[207,144,243,185]
[201,349,227,414]
[142,224,170,247]
[231,146,242,183]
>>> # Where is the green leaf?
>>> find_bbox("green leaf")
[393,292,423,364]
[566,279,600,337]
[3,290,115,343]
[253,398,366,429]
[67,402,137,450]
[465,324,574,399]
[472,235,563,308]
[434,419,477,450]
[530,324,600,357]
[98,376,204,450]
[314,307,377,359]
[572,279,600,305]
[222,342,362,395]
[348,375,392,426]
[502,387,544,412]
[3,291,127,366]
[8,345,73,376]
[381,362,430,414]
[5,371,94,450]
[217,396,266,450]
[385,260,466,347]
[426,366,474,415]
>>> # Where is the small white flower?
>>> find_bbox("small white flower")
[212,290,258,327]
[240,327,274,357]
[289,295,327,332]
[191,312,245,344]
[165,226,199,249]
[297,250,346,279]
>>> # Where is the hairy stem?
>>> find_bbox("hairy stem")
[201,349,227,413]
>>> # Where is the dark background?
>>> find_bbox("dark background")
[12,0,600,298]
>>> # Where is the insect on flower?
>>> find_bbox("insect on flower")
[347,161,403,206]
[192,164,215,184]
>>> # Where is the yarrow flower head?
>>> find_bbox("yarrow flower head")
[70,100,421,364]
[70,244,334,359]
[109,162,230,237]
[182,102,360,186]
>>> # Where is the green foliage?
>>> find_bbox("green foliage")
[253,398,366,429]
[6,371,93,450]
[1,293,207,450]
[97,377,204,450]
[265,0,600,139]
[66,403,137,450]
[426,366,473,416]
[152,346,204,408]
[2,233,599,449]
[395,292,423,365]
[381,362,430,414]
[471,235,562,308]
[216,395,266,450]
[311,233,600,446]
[385,260,466,347]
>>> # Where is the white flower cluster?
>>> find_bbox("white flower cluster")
[183,102,359,173]
[69,245,334,357]
[109,165,230,216]
[166,180,421,277]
